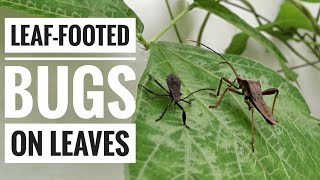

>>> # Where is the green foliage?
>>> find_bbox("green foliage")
[274,1,314,32]
[194,0,297,82]
[224,0,320,73]
[300,0,320,3]
[0,0,144,33]
[127,42,320,179]
[225,24,295,56]
[225,33,249,55]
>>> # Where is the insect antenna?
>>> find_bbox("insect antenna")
[187,39,239,77]
[182,88,215,100]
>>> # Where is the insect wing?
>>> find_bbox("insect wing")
[248,80,277,125]
[166,73,182,101]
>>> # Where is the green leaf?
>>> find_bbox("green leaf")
[266,29,296,41]
[225,33,249,55]
[193,0,297,82]
[290,0,320,35]
[274,1,314,32]
[127,42,320,179]
[300,0,320,3]
[0,0,144,33]
[225,23,293,55]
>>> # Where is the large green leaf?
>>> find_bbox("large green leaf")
[274,1,314,32]
[0,0,144,33]
[193,0,297,82]
[127,42,320,179]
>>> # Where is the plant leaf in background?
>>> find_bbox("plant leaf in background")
[0,0,144,33]
[225,23,295,56]
[193,0,298,82]
[300,0,320,3]
[225,32,249,55]
[127,42,320,179]
[274,1,314,32]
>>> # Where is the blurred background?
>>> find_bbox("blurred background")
[0,0,319,179]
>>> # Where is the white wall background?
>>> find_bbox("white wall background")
[126,0,320,119]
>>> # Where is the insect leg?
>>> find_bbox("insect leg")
[147,73,170,94]
[251,109,255,153]
[181,99,194,104]
[156,100,173,122]
[262,88,279,114]
[244,99,255,152]
[146,96,169,101]
[176,102,190,129]
[209,87,243,109]
[139,85,169,97]
[244,99,254,111]
[210,77,239,97]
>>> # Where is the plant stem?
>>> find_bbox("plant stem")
[137,34,150,50]
[282,41,320,71]
[165,0,183,43]
[290,0,320,35]
[277,61,320,72]
[238,0,262,25]
[295,32,320,58]
[292,38,320,46]
[223,0,320,70]
[222,1,271,23]
[313,6,320,50]
[150,3,196,43]
[197,12,211,47]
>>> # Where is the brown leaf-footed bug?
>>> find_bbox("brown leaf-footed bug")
[139,73,214,129]
[189,40,279,152]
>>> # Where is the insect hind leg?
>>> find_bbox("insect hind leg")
[251,109,255,152]
[155,100,173,122]
[262,88,279,114]
[244,99,255,152]
[176,102,190,129]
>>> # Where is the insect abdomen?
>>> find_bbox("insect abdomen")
[166,73,182,101]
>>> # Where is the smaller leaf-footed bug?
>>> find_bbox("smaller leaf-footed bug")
[139,73,214,129]
[189,40,279,152]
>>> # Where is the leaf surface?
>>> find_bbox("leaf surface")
[274,1,314,32]
[0,0,144,33]
[127,42,320,180]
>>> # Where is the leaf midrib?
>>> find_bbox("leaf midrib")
[1,0,68,17]
[1,0,135,19]
[157,45,219,178]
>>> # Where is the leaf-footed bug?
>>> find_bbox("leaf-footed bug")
[189,40,279,152]
[139,73,214,129]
